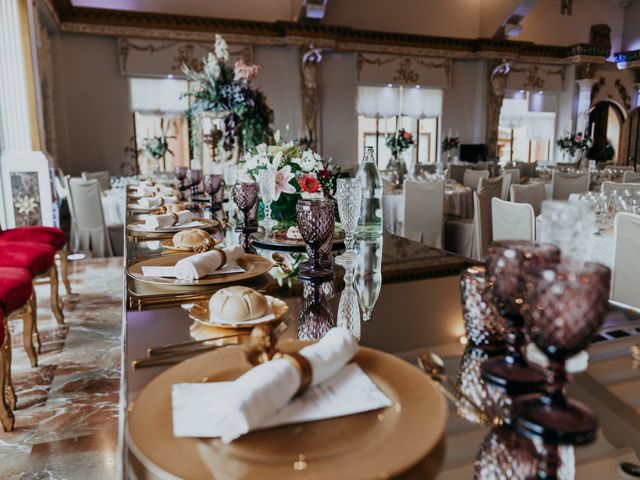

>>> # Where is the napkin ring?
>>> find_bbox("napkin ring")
[171,213,179,226]
[274,352,312,396]
[215,248,227,267]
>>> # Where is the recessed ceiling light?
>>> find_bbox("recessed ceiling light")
[167,74,174,79]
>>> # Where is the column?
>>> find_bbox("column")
[575,79,596,136]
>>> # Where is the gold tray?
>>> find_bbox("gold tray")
[126,218,218,234]
[160,238,219,253]
[127,342,447,480]
[188,296,289,329]
[127,253,273,287]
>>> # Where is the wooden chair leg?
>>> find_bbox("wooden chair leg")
[59,248,72,296]
[49,265,64,325]
[21,294,37,368]
[0,335,15,432]
[31,291,41,354]
[3,325,15,410]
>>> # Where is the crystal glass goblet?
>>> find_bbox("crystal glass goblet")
[538,200,596,264]
[187,169,203,198]
[296,199,335,281]
[335,178,362,265]
[337,261,361,340]
[256,167,277,231]
[356,236,383,322]
[232,182,259,231]
[203,173,224,210]
[481,241,560,394]
[298,280,334,340]
[515,261,610,451]
[175,166,188,195]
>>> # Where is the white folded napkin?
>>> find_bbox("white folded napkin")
[174,244,244,280]
[162,195,178,204]
[158,186,176,196]
[205,327,358,442]
[139,179,155,187]
[136,185,158,196]
[138,197,163,208]
[144,210,192,229]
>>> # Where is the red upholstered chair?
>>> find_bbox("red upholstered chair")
[0,267,38,368]
[0,312,13,431]
[0,226,71,295]
[0,242,64,325]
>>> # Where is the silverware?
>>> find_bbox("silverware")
[418,350,498,426]
[132,343,231,369]
[148,332,249,356]
[271,252,292,274]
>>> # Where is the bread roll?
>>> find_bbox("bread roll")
[208,286,270,323]
[172,229,212,248]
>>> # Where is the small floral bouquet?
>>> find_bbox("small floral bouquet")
[556,132,592,157]
[385,128,414,159]
[144,136,173,160]
[442,136,460,152]
[242,140,341,224]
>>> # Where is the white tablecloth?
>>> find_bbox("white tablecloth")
[101,190,125,226]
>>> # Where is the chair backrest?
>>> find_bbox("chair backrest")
[623,171,640,183]
[68,177,114,257]
[403,180,444,248]
[556,160,581,171]
[551,170,590,200]
[449,164,470,184]
[601,181,640,196]
[515,161,538,179]
[472,190,492,260]
[478,175,503,200]
[81,170,110,191]
[463,169,489,190]
[510,182,545,216]
[611,212,640,308]
[606,165,634,173]
[504,168,520,185]
[487,163,501,178]
[491,197,535,241]
[500,173,512,200]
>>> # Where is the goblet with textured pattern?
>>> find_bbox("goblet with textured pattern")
[337,261,361,340]
[474,425,539,480]
[175,166,188,197]
[232,182,259,231]
[335,178,362,265]
[515,261,610,458]
[256,167,277,231]
[298,280,334,340]
[203,174,224,210]
[482,241,560,395]
[296,199,335,281]
[187,169,203,198]
[460,266,507,350]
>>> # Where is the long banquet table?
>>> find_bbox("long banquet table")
[119,210,640,478]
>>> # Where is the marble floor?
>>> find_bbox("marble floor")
[0,258,123,479]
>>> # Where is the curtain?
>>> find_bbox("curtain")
[525,112,556,141]
[403,87,443,118]
[129,78,189,112]
[356,86,402,118]
[499,98,528,129]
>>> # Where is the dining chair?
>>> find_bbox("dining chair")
[444,190,491,260]
[503,168,520,185]
[601,181,640,196]
[448,164,470,184]
[463,169,489,190]
[491,197,535,242]
[611,212,640,308]
[0,312,11,431]
[515,161,538,179]
[551,171,590,200]
[510,182,546,216]
[68,178,122,257]
[622,171,640,183]
[402,180,444,248]
[478,175,503,200]
[81,170,111,192]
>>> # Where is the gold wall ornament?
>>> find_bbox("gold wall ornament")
[171,44,202,72]
[508,64,566,91]
[356,53,452,87]
[393,58,419,84]
[614,78,632,110]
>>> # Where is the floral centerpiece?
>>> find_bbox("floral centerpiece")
[143,135,173,173]
[241,139,341,224]
[182,35,274,156]
[385,128,414,160]
[556,132,592,158]
[441,136,460,153]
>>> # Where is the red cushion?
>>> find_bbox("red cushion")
[0,267,33,313]
[0,226,66,250]
[0,242,56,276]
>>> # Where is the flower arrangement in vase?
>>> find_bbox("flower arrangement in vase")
[143,135,173,173]
[556,132,592,161]
[242,139,341,225]
[182,35,274,158]
[442,136,460,155]
[384,128,415,162]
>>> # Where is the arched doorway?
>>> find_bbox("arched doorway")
[620,106,640,169]
[587,100,626,163]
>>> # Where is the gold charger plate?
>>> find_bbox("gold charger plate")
[160,238,220,252]
[187,296,289,329]
[127,341,448,480]
[127,218,218,234]
[127,253,273,287]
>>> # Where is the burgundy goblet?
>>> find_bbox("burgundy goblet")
[232,182,259,231]
[203,173,225,210]
[175,166,188,195]
[187,169,203,198]
[482,241,560,395]
[298,280,334,340]
[474,425,539,480]
[515,261,610,452]
[296,199,335,281]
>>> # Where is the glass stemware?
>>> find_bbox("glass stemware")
[337,261,361,340]
[296,199,335,281]
[232,182,259,231]
[298,280,334,340]
[515,261,610,452]
[335,178,362,265]
[186,169,203,198]
[256,167,277,231]
[538,200,596,264]
[481,241,560,395]
[175,166,188,197]
[203,173,224,210]
[356,236,383,322]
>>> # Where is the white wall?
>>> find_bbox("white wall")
[622,0,640,51]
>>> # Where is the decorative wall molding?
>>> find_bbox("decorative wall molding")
[506,63,566,92]
[355,53,452,88]
[614,78,632,110]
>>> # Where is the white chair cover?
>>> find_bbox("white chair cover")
[68,178,121,257]
[472,190,492,260]
[510,182,545,216]
[463,170,489,190]
[402,180,444,248]
[63,175,79,252]
[503,168,520,185]
[611,212,640,308]
[601,181,640,195]
[491,197,535,241]
[81,170,110,191]
[551,171,590,200]
[478,175,503,200]
[622,171,640,183]
[500,174,512,200]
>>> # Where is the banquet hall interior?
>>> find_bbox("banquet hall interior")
[2,0,640,478]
